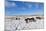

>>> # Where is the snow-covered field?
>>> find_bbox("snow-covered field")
[5,15,44,31]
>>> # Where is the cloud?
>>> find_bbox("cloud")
[5,1,16,8]
[12,2,16,6]
[35,3,39,9]
[28,4,32,9]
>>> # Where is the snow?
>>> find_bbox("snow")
[5,16,44,31]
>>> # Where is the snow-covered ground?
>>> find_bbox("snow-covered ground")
[5,16,44,31]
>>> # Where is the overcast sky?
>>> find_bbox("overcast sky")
[5,0,44,16]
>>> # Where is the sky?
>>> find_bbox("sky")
[5,0,44,16]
